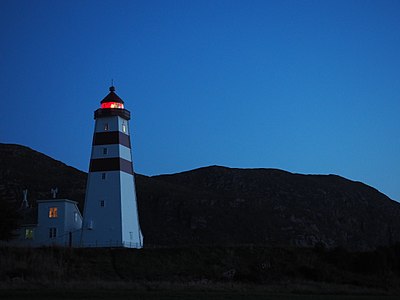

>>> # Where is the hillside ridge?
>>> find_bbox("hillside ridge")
[1,143,400,250]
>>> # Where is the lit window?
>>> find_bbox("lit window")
[104,123,109,131]
[101,102,124,109]
[101,173,106,180]
[49,227,57,239]
[100,200,105,207]
[122,123,126,133]
[25,228,34,240]
[49,207,58,218]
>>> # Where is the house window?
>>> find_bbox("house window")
[49,207,58,218]
[25,228,34,240]
[103,147,108,155]
[100,200,105,207]
[101,173,106,180]
[104,123,109,131]
[49,227,57,239]
[122,123,127,133]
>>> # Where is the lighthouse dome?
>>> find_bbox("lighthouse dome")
[100,86,124,109]
[94,86,130,120]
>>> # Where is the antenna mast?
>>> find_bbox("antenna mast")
[51,188,58,199]
[20,189,29,209]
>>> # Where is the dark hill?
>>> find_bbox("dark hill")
[0,143,87,209]
[1,143,400,250]
[144,166,400,249]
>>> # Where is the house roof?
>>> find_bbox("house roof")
[36,198,79,204]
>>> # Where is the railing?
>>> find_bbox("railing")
[9,227,144,248]
[79,240,142,248]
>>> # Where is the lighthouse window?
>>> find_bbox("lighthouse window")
[74,212,78,222]
[49,207,58,218]
[122,123,126,133]
[101,173,106,180]
[49,227,57,239]
[103,147,108,155]
[100,200,105,207]
[104,123,109,131]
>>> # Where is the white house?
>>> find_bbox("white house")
[13,199,82,247]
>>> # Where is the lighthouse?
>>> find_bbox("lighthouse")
[81,86,143,248]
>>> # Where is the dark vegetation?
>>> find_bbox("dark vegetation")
[1,244,400,295]
[0,196,20,241]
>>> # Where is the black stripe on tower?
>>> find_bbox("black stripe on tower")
[94,108,131,120]
[89,158,133,174]
[92,132,131,148]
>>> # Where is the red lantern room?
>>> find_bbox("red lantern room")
[100,86,125,109]
[94,86,130,120]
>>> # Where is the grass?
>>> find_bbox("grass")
[1,245,400,296]
[0,289,399,300]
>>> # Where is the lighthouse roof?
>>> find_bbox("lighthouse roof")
[101,86,124,104]
[95,86,130,120]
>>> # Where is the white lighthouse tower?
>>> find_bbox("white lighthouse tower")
[81,86,143,248]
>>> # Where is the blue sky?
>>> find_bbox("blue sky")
[1,0,400,200]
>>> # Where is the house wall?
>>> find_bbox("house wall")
[12,199,83,247]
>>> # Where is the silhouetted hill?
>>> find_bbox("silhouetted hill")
[0,143,87,209]
[141,166,400,250]
[1,143,400,250]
